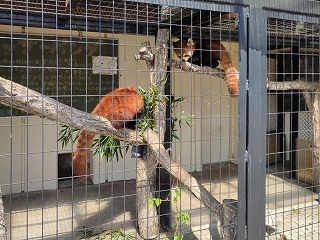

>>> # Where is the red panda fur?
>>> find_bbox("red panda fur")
[72,87,144,177]
[172,38,239,96]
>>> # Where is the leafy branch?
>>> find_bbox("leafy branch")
[91,135,129,161]
[57,125,80,149]
[138,80,194,140]
[137,79,168,134]
[170,97,194,141]
[58,126,128,161]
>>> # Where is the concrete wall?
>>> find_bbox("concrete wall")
[171,42,239,171]
[0,25,239,194]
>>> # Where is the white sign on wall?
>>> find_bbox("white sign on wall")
[92,56,118,75]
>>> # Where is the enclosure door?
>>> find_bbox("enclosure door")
[265,13,320,239]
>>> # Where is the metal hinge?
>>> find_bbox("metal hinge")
[246,80,249,92]
[245,150,250,163]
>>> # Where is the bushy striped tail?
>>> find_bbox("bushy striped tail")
[72,130,96,177]
[219,44,239,96]
[224,65,239,96]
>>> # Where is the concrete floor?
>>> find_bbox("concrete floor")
[2,162,319,240]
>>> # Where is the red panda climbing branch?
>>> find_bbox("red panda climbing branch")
[72,87,144,177]
[172,38,239,96]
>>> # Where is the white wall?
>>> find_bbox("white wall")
[0,116,58,194]
[0,117,24,194]
[171,42,239,170]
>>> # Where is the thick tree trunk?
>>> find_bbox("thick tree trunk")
[312,93,320,192]
[136,149,159,239]
[0,186,7,240]
[136,28,169,239]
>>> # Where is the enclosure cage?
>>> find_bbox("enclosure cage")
[0,0,319,240]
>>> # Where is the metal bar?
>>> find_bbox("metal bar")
[0,11,158,35]
[194,0,320,16]
[130,0,243,12]
[246,7,268,239]
[237,6,249,240]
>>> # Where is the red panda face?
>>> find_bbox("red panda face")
[172,38,195,61]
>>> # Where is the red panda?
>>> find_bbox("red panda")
[72,87,144,177]
[172,38,239,96]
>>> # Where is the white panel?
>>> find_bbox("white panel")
[23,116,57,192]
[0,117,24,194]
[171,42,238,167]
[91,153,106,184]
[106,146,137,181]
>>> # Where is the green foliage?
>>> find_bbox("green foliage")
[148,197,162,207]
[177,212,190,224]
[138,79,168,134]
[174,233,184,240]
[79,226,110,239]
[147,188,189,239]
[111,229,133,240]
[58,125,80,149]
[92,135,129,161]
[173,189,181,204]
[170,97,194,141]
[138,81,194,139]
[292,208,301,214]
[58,125,128,162]
[79,227,133,240]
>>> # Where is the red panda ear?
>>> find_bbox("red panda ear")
[187,38,195,47]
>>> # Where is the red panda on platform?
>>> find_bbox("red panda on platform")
[172,38,239,96]
[72,87,144,177]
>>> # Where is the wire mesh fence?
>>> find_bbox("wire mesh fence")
[0,1,240,239]
[0,0,319,240]
[266,15,320,240]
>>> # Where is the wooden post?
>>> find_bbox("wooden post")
[136,28,170,239]
[0,186,7,240]
[312,93,320,192]
[302,91,320,192]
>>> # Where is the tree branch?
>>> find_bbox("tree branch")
[135,46,225,79]
[0,76,144,144]
[267,80,319,91]
[169,59,225,79]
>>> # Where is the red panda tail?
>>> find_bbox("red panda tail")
[72,130,96,177]
[218,43,239,96]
